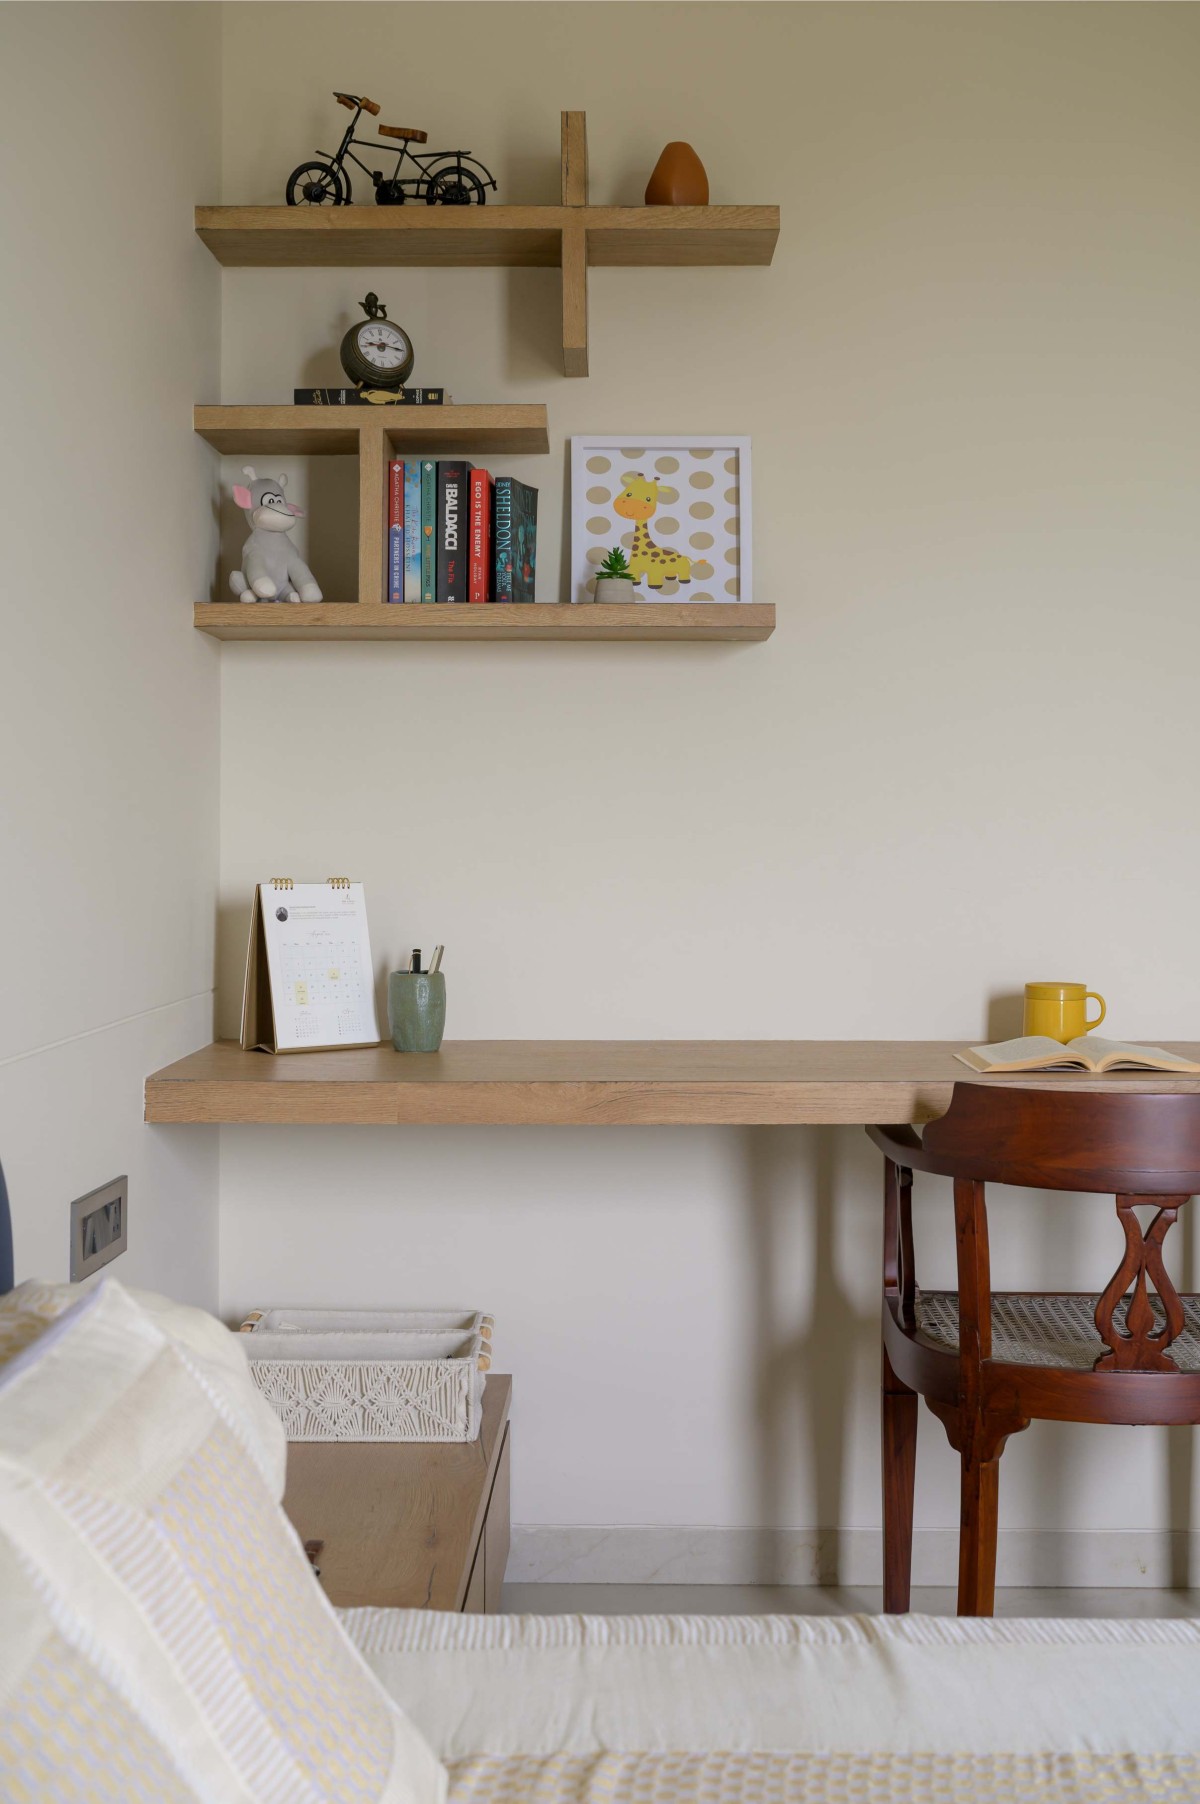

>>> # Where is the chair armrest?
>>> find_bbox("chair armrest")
[866,1123,929,1168]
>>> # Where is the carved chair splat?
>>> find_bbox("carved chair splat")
[868,1087,1200,1617]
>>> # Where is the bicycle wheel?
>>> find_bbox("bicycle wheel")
[285,160,349,206]
[424,165,486,206]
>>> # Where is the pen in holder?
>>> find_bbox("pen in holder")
[389,958,446,1053]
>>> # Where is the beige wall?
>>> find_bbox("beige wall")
[18,0,1190,1578]
[0,4,221,1301]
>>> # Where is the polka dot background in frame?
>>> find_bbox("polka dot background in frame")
[570,437,753,604]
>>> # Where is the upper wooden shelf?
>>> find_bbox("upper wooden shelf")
[195,205,779,270]
[145,1040,1200,1129]
[193,603,774,643]
[196,114,778,376]
[194,403,549,457]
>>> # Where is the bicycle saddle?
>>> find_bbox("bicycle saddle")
[379,123,428,144]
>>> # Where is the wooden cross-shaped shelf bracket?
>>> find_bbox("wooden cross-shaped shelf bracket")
[195,113,780,378]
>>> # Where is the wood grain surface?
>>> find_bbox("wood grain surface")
[195,205,779,269]
[192,602,776,641]
[145,1040,1200,1127]
[283,1376,511,1610]
[194,404,550,458]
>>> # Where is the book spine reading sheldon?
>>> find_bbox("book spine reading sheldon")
[387,460,404,604]
[420,460,437,603]
[493,476,514,604]
[436,460,469,604]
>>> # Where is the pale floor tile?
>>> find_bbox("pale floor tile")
[503,1582,1200,1618]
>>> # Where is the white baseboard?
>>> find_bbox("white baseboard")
[509,1525,1200,1589]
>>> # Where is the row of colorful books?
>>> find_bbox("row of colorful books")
[387,460,538,605]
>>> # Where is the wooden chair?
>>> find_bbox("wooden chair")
[868,1085,1200,1616]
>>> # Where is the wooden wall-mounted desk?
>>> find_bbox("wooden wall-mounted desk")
[144,1041,1200,1128]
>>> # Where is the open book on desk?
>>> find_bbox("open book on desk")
[957,1036,1200,1076]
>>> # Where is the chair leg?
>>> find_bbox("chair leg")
[957,1449,1000,1617]
[881,1345,917,1613]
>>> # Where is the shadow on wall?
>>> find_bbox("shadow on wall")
[986,990,1025,1042]
[743,1126,874,1583]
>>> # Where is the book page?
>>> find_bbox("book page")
[1068,1037,1200,1075]
[260,883,380,1052]
[956,1036,1092,1073]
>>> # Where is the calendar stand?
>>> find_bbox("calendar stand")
[240,879,382,1054]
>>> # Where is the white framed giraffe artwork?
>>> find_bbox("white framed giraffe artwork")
[570,436,752,604]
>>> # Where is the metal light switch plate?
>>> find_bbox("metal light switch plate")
[70,1176,128,1281]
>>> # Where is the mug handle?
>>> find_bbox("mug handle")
[1086,992,1106,1032]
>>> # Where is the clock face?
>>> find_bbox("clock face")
[355,320,410,371]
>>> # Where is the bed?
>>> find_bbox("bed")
[347,1605,1200,1801]
[1,1193,1197,1804]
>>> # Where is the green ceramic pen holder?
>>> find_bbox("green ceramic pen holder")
[389,970,446,1053]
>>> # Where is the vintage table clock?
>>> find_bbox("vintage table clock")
[339,293,415,390]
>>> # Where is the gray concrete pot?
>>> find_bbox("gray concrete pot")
[593,577,638,604]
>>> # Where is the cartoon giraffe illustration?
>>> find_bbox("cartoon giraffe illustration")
[613,474,691,588]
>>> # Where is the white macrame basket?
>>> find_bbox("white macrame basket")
[239,1306,494,1443]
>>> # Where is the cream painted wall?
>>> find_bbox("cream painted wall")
[216,4,1200,1577]
[0,5,221,1303]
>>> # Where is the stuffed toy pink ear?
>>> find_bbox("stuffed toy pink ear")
[233,484,253,510]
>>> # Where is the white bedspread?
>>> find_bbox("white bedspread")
[342,1610,1200,1801]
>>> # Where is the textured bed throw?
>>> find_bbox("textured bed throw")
[443,1749,1197,1803]
[0,1278,446,1804]
[344,1610,1200,1802]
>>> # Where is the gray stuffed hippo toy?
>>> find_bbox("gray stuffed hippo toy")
[229,467,323,603]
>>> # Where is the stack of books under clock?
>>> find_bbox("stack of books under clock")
[293,386,448,406]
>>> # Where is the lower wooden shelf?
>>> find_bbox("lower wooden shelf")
[283,1375,511,1612]
[193,602,775,642]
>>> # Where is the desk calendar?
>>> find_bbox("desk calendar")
[240,879,381,1054]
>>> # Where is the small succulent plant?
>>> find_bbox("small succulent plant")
[598,546,635,580]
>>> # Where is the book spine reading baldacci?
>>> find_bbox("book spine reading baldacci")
[492,477,539,603]
[468,468,494,604]
[436,460,470,603]
[420,460,437,603]
[403,461,421,603]
[387,460,404,604]
[294,388,447,406]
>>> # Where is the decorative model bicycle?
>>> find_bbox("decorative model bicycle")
[285,92,497,207]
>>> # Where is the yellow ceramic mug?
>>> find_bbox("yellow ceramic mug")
[1023,981,1106,1043]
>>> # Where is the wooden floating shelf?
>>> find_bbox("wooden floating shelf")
[145,1040,1200,1128]
[196,113,779,376]
[193,602,775,642]
[196,404,770,636]
[195,403,549,457]
[195,204,781,270]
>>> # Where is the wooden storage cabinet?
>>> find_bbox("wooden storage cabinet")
[282,1375,511,1612]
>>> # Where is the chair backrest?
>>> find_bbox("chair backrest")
[921,1084,1200,1195]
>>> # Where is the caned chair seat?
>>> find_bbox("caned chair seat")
[917,1290,1200,1372]
[380,124,428,143]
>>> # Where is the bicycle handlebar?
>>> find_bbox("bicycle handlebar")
[334,91,380,115]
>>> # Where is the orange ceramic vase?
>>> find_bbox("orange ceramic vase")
[644,142,709,206]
